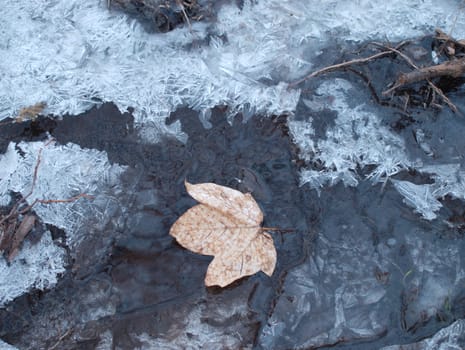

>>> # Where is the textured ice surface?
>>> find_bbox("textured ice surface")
[0,0,300,142]
[0,139,126,306]
[402,230,465,330]
[260,214,390,348]
[293,79,411,189]
[0,340,18,350]
[381,319,465,350]
[131,305,248,349]
[1,0,464,142]
[393,164,465,220]
[0,140,126,245]
[392,180,443,220]
[0,231,66,306]
[259,184,465,349]
[2,0,465,348]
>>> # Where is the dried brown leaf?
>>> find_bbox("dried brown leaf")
[169,181,276,287]
[16,102,46,123]
[8,214,35,261]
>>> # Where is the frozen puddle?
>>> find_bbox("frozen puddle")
[1,0,465,349]
[259,181,465,348]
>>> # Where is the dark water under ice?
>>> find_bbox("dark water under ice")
[1,87,465,349]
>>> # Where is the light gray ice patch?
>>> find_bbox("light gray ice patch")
[393,164,465,220]
[0,0,301,143]
[0,339,18,350]
[292,79,410,190]
[380,319,465,350]
[0,140,126,247]
[392,180,443,220]
[0,231,66,307]
[0,139,126,305]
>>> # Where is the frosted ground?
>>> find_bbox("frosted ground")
[1,0,465,349]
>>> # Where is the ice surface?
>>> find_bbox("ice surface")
[392,164,465,220]
[0,340,18,350]
[0,231,66,307]
[131,306,247,349]
[0,139,126,306]
[401,230,465,330]
[1,0,464,142]
[0,139,126,246]
[259,204,391,348]
[294,79,411,189]
[258,184,465,349]
[381,319,465,350]
[0,0,300,142]
[392,180,443,220]
[2,0,465,347]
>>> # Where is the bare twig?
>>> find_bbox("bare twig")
[24,138,55,201]
[379,43,461,113]
[288,41,409,87]
[37,193,95,204]
[49,328,73,350]
[176,0,192,32]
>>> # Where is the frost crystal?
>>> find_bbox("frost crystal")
[0,140,126,244]
[0,232,66,307]
[292,79,410,190]
[392,164,465,221]
[0,140,127,306]
[2,0,463,141]
[392,181,442,221]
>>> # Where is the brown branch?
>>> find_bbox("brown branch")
[24,138,55,201]
[288,41,409,87]
[387,58,465,87]
[176,0,192,31]
[379,43,462,113]
[261,227,294,233]
[37,193,94,204]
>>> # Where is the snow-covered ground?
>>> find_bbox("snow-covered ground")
[1,0,465,348]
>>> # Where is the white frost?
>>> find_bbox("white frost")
[0,339,18,350]
[0,139,126,306]
[0,140,126,241]
[294,79,410,189]
[1,0,463,142]
[392,164,465,220]
[0,231,66,307]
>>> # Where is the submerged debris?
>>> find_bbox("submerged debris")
[15,102,47,123]
[110,0,212,32]
[291,29,465,113]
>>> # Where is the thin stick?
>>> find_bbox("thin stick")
[378,44,460,113]
[262,227,294,233]
[24,138,55,201]
[49,328,73,350]
[288,41,409,87]
[176,0,192,32]
[37,193,94,204]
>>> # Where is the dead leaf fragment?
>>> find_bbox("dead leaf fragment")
[170,181,276,287]
[8,214,35,261]
[16,102,46,123]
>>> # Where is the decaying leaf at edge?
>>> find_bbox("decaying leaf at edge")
[169,181,276,287]
[7,214,36,262]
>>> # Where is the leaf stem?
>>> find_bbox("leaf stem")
[261,227,294,233]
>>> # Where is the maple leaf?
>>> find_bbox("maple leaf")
[169,181,276,287]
